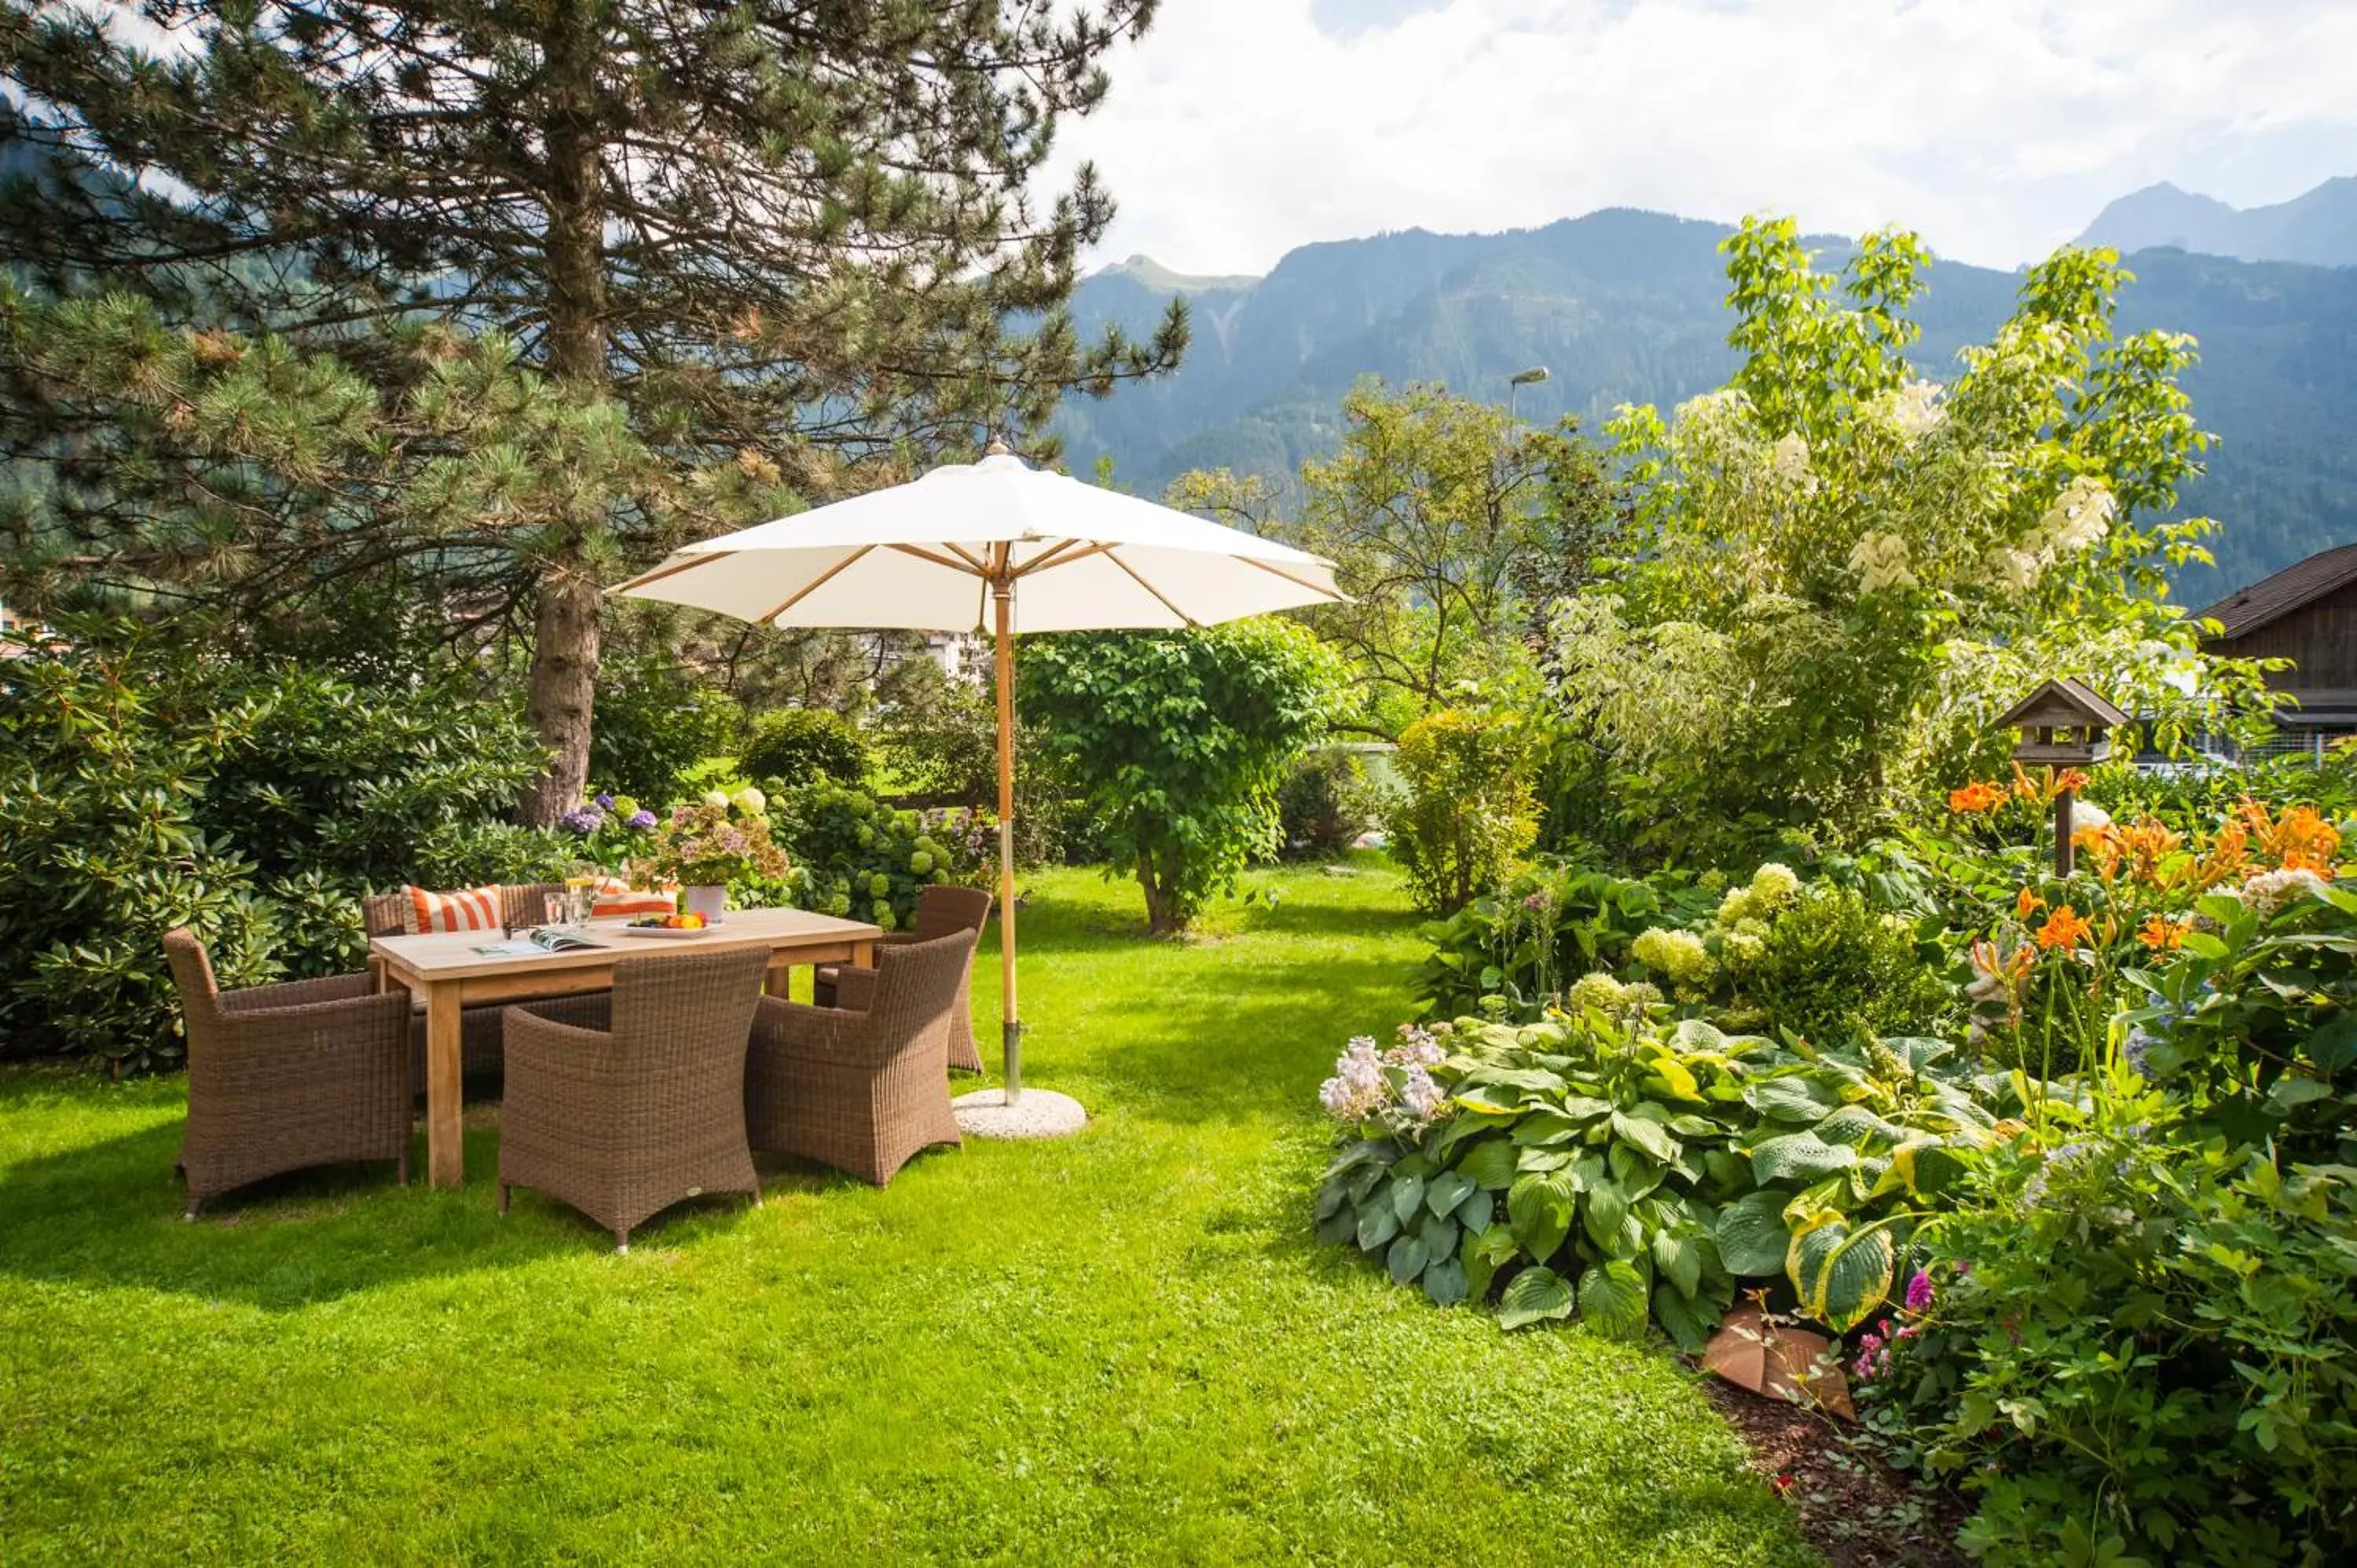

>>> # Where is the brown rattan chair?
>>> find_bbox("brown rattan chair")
[747,929,976,1187]
[363,883,562,1093]
[164,929,415,1218]
[814,884,993,1072]
[497,947,771,1252]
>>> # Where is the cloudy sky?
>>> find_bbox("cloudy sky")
[1047,0,2357,277]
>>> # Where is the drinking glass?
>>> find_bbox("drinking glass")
[541,892,564,929]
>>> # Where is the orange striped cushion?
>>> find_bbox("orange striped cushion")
[405,884,504,933]
[591,877,676,918]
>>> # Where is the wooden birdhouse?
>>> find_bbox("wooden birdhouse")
[1996,678,2128,768]
[1996,679,2128,876]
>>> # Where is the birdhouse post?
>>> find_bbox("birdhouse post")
[1995,679,2128,877]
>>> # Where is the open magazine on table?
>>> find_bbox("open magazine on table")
[470,927,605,958]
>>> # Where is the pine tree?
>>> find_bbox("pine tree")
[0,0,1183,820]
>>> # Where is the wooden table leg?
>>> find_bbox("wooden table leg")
[762,959,790,999]
[850,939,876,970]
[424,981,464,1189]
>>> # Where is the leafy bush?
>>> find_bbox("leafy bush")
[1314,1013,1767,1349]
[588,654,743,807]
[1275,746,1376,860]
[1387,708,1541,914]
[1722,883,1953,1046]
[1021,620,1342,932]
[1860,1109,2357,1566]
[742,706,869,789]
[1412,858,1715,1020]
[0,623,568,1069]
[770,780,982,931]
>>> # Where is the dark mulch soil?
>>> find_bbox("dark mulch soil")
[1706,1379,1970,1568]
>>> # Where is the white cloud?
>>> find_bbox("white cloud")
[1047,0,2357,276]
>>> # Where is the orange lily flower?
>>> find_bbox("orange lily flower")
[2136,915,2190,951]
[2035,904,2092,951]
[2015,886,2044,921]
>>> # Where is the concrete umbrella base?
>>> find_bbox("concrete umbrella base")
[952,1088,1087,1140]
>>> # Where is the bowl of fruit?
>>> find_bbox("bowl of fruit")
[624,912,712,938]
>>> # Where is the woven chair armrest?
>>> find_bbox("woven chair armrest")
[220,971,378,1013]
[829,965,880,1013]
[503,1006,614,1064]
[215,987,412,1034]
[750,995,877,1067]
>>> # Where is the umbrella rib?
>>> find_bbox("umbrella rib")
[1012,540,1113,578]
[612,549,738,595]
[887,542,981,574]
[947,542,992,574]
[1237,555,1347,602]
[755,544,875,624]
[1103,546,1200,628]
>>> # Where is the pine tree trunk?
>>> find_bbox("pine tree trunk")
[518,0,610,826]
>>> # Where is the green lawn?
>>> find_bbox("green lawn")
[0,859,1814,1566]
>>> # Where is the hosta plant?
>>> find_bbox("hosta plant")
[1314,1013,1773,1350]
[1717,1035,2026,1331]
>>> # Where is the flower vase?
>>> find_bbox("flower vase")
[681,885,728,925]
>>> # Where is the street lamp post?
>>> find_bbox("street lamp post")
[1508,365,1550,423]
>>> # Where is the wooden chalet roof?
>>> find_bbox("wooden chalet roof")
[2198,543,2357,640]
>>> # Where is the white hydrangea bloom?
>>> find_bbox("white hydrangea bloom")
[2041,477,2117,556]
[1985,547,2041,592]
[1884,379,1944,439]
[2241,866,2329,918]
[1847,531,1917,593]
[1769,431,1812,485]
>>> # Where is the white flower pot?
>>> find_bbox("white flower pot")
[681,885,728,924]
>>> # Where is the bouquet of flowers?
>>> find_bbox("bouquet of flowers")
[643,787,791,887]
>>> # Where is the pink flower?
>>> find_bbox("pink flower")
[1904,1269,1934,1313]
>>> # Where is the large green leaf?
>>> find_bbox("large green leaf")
[1507,1172,1576,1262]
[1462,1224,1520,1301]
[1750,1076,1837,1123]
[1314,1178,1348,1221]
[1416,1211,1460,1263]
[1454,1189,1496,1233]
[1424,1168,1475,1217]
[1748,1131,1860,1183]
[1715,1189,1793,1277]
[1314,1206,1355,1247]
[1607,1142,1666,1198]
[1422,1257,1469,1306]
[1355,1202,1400,1253]
[1813,1104,1897,1146]
[1457,1138,1519,1190]
[1391,1174,1427,1223]
[1578,1258,1648,1339]
[1611,1109,1681,1163]
[1652,1280,1716,1354]
[1652,1231,1703,1299]
[1788,1215,1896,1332]
[1386,1233,1430,1286]
[1582,1178,1629,1253]
[1497,1265,1576,1331]
[1512,1110,1591,1145]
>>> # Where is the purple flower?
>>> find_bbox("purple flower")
[594,793,614,811]
[558,807,604,834]
[1904,1269,1934,1313]
[626,809,658,831]
[1523,891,1550,911]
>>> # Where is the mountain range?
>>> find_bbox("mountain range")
[1059,181,2357,602]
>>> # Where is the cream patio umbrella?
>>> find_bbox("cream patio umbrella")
[611,443,1343,1120]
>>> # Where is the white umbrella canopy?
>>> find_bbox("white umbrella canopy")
[611,445,1343,1111]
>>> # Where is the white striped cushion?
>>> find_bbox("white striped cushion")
[405,884,504,933]
[591,877,676,918]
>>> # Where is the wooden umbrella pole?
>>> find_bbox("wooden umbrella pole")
[992,572,1022,1103]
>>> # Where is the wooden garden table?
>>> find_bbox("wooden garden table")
[370,908,882,1188]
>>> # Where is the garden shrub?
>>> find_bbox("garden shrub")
[742,706,869,789]
[1276,746,1375,860]
[588,654,743,807]
[1411,857,1714,1020]
[0,622,569,1068]
[1722,883,1952,1046]
[1860,1113,2357,1566]
[1387,708,1540,915]
[1021,620,1342,933]
[769,780,982,931]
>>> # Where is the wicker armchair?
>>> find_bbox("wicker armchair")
[814,884,993,1072]
[164,929,415,1218]
[497,947,771,1252]
[748,929,976,1186]
[362,884,562,1092]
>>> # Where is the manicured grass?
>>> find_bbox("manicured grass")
[0,859,1816,1566]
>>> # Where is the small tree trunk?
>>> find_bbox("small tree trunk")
[1138,848,1186,936]
[519,562,602,826]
